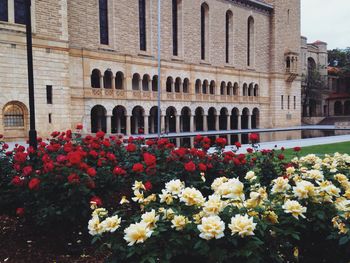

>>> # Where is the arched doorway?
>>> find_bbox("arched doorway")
[180,107,191,147]
[112,106,126,134]
[195,107,204,131]
[231,108,239,143]
[208,107,217,131]
[131,106,145,134]
[149,106,159,134]
[241,108,250,144]
[219,108,229,142]
[91,105,107,133]
[166,107,177,133]
[252,108,259,129]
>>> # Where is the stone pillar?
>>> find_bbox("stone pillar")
[161,115,166,133]
[126,115,131,136]
[106,115,112,134]
[150,116,154,133]
[8,0,14,23]
[203,115,208,131]
[248,114,252,130]
[215,115,219,131]
[144,115,149,135]
[117,117,121,133]
[112,76,116,89]
[227,115,231,145]
[100,76,104,89]
[237,115,242,143]
[176,115,181,146]
[190,114,195,132]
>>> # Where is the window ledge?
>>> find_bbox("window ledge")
[138,51,154,58]
[200,60,211,66]
[0,21,26,33]
[171,56,184,62]
[224,64,235,69]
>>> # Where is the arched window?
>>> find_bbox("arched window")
[210,81,215,95]
[183,78,189,93]
[132,73,140,90]
[142,74,150,91]
[99,0,109,45]
[195,79,201,94]
[201,3,209,60]
[152,75,158,91]
[14,0,25,24]
[139,0,147,51]
[115,72,124,89]
[220,82,225,95]
[225,10,233,63]
[247,16,254,67]
[4,103,24,127]
[91,69,101,88]
[202,80,208,94]
[0,0,8,22]
[175,77,181,93]
[103,70,113,89]
[166,77,173,92]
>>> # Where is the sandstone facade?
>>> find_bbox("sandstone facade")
[0,0,301,144]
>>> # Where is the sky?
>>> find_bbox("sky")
[301,0,350,50]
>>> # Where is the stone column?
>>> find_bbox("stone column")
[139,79,143,91]
[248,114,252,130]
[112,76,116,89]
[161,115,166,133]
[100,76,104,89]
[190,115,195,132]
[227,115,231,145]
[237,115,242,143]
[176,115,181,145]
[203,115,208,131]
[106,115,112,134]
[150,116,154,133]
[126,115,131,136]
[117,117,121,133]
[8,0,14,23]
[144,115,149,135]
[215,115,219,131]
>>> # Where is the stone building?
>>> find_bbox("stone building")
[300,36,328,120]
[0,0,301,144]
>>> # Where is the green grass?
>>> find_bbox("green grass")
[282,141,350,160]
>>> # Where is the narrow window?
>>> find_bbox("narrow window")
[14,0,26,25]
[288,95,290,110]
[225,11,233,63]
[48,113,52,124]
[46,85,53,104]
[294,96,296,109]
[99,0,109,45]
[201,3,209,60]
[0,0,8,22]
[281,95,284,110]
[247,16,254,66]
[139,0,147,51]
[172,0,178,56]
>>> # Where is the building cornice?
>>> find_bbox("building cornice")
[229,0,273,12]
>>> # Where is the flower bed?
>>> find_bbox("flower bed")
[1,130,350,262]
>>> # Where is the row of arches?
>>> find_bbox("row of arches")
[90,105,260,144]
[90,69,260,96]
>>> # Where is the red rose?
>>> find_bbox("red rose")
[87,167,96,177]
[235,142,241,148]
[144,181,153,191]
[246,148,253,153]
[194,135,203,142]
[106,152,116,161]
[22,166,33,177]
[0,134,3,139]
[96,131,105,138]
[67,151,82,165]
[184,161,196,172]
[126,143,137,152]
[146,140,155,146]
[90,196,103,207]
[12,176,23,186]
[16,207,25,217]
[249,133,259,142]
[86,180,96,189]
[67,173,80,184]
[28,178,40,190]
[198,163,207,172]
[215,137,227,147]
[132,163,144,173]
[143,153,156,167]
[293,146,302,152]
[278,154,285,160]
[113,166,127,176]
[76,124,83,130]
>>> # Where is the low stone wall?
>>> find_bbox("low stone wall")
[335,122,350,135]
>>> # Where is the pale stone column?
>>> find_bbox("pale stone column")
[100,76,104,89]
[144,115,149,135]
[215,115,219,131]
[117,117,121,133]
[237,115,242,143]
[248,114,252,130]
[227,115,231,145]
[175,115,181,146]
[85,114,91,133]
[190,114,195,132]
[150,116,154,133]
[139,79,143,91]
[126,115,131,136]
[106,115,112,134]
[203,115,208,131]
[8,0,14,23]
[112,76,116,89]
[161,115,166,133]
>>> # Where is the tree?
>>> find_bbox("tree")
[328,48,350,67]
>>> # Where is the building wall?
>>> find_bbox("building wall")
[0,0,302,142]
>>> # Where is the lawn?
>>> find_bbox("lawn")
[283,141,350,160]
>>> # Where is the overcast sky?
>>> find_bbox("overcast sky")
[301,0,350,50]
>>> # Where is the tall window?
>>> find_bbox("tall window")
[46,85,53,104]
[281,95,284,110]
[14,0,26,25]
[99,0,109,45]
[225,11,233,63]
[288,95,290,110]
[0,0,8,22]
[294,96,296,110]
[247,16,254,66]
[139,0,147,51]
[201,3,209,60]
[172,0,178,56]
